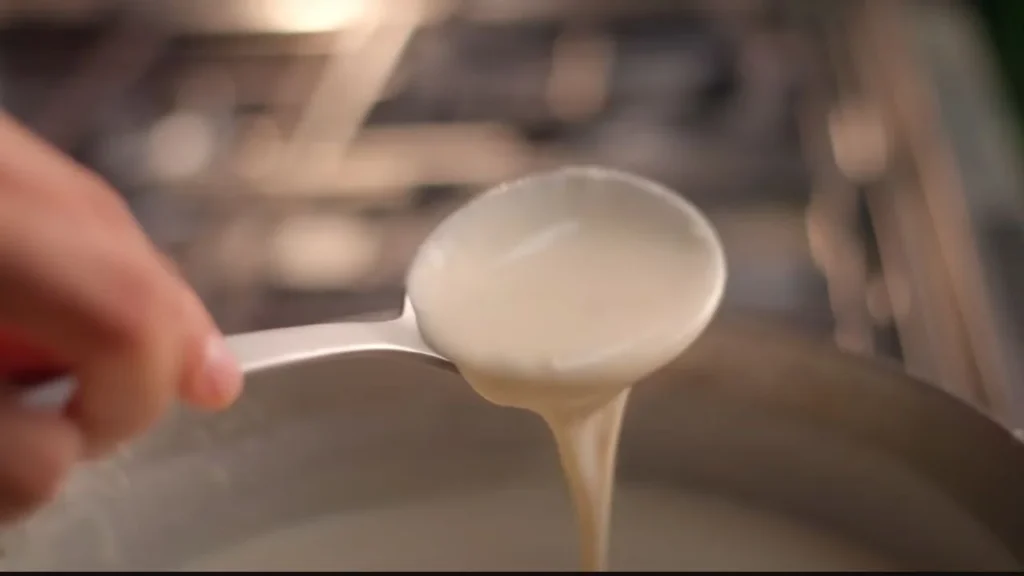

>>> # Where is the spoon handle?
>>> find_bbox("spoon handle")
[0,319,448,412]
[226,319,446,374]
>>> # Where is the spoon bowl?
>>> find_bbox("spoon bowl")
[407,165,727,387]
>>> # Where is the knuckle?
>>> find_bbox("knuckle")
[100,258,168,350]
[117,377,171,441]
[76,367,174,457]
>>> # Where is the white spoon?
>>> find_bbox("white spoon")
[8,166,727,410]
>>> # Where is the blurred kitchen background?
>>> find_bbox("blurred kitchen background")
[1,0,1024,425]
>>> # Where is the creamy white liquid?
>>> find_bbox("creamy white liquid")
[407,169,725,570]
[187,484,900,571]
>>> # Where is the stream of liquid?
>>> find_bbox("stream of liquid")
[407,177,723,570]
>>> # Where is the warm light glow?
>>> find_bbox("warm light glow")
[156,0,375,35]
[269,215,383,289]
[250,0,371,33]
[148,111,216,182]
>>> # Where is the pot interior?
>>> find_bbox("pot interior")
[3,317,1023,571]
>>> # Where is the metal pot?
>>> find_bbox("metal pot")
[4,313,1024,570]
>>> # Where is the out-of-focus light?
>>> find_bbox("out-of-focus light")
[546,27,614,122]
[148,111,216,182]
[269,215,382,290]
[160,0,375,35]
[828,103,891,184]
[251,0,371,33]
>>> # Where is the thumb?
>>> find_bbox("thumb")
[174,288,243,411]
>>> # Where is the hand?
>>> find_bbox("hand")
[0,113,242,521]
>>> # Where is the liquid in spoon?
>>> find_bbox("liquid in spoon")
[408,167,726,570]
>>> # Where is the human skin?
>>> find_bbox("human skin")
[0,112,242,522]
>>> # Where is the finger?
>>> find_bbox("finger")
[0,405,80,522]
[0,192,154,357]
[177,288,243,411]
[157,255,243,410]
[0,205,186,456]
[67,245,196,457]
[0,114,240,452]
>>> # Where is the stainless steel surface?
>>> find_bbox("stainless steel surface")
[227,305,446,373]
[3,313,1023,570]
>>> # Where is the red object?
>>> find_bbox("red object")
[0,329,66,381]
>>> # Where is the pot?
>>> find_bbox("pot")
[3,313,1024,570]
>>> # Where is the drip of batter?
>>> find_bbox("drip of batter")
[408,168,725,570]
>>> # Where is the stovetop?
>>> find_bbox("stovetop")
[0,0,882,356]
